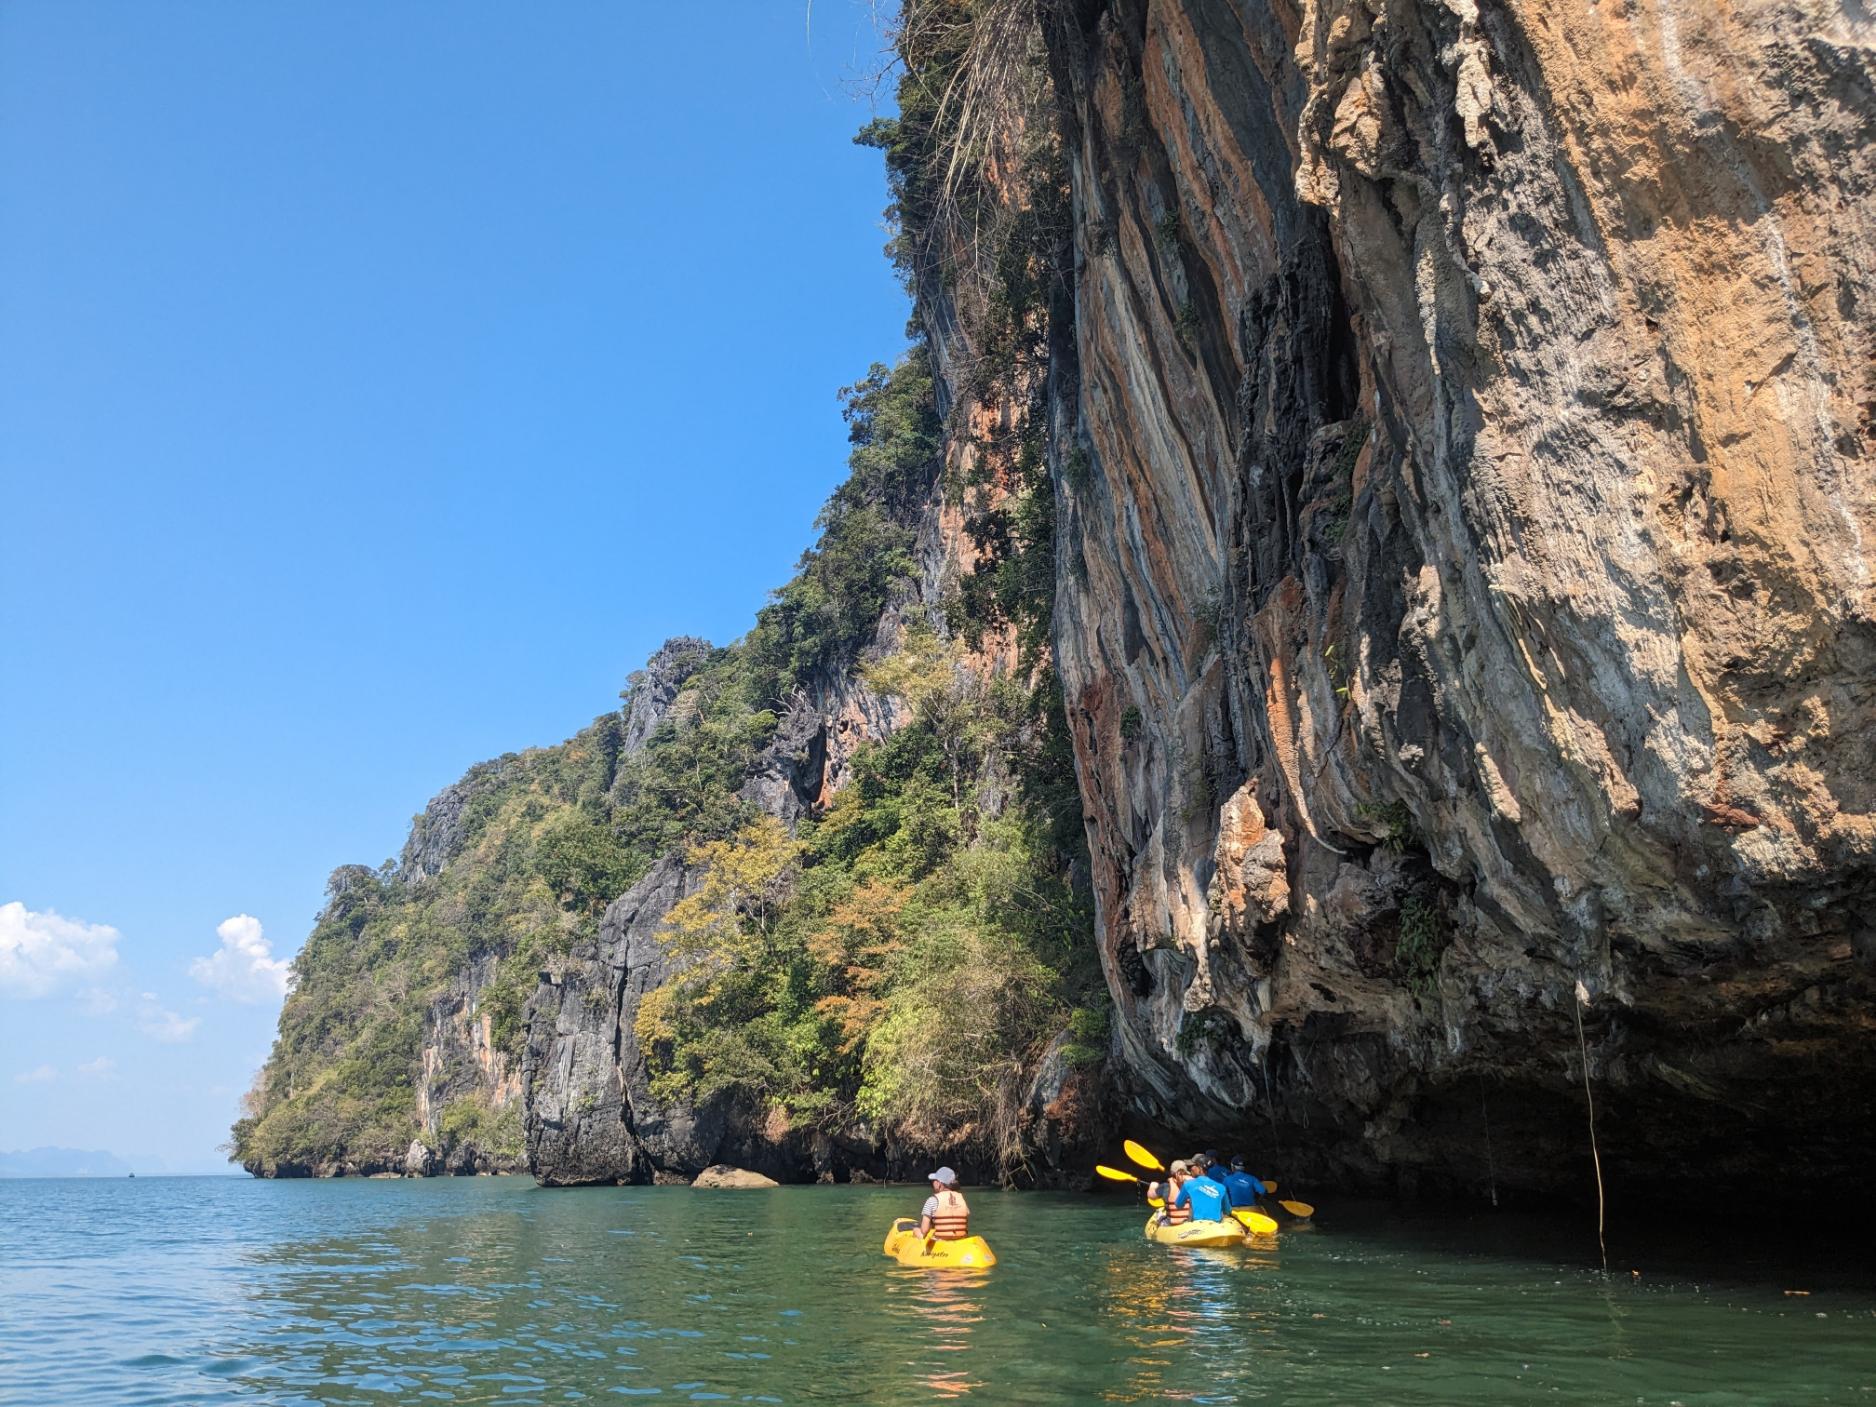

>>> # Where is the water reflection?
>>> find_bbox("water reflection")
[880,1265,990,1397]
[1094,1227,1284,1403]
[7,1180,1875,1406]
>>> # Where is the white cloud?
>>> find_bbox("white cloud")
[137,998,200,1044]
[13,1063,57,1085]
[76,986,120,1016]
[76,1056,116,1080]
[0,902,120,998]
[189,914,292,1003]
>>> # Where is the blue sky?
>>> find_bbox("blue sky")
[0,2,910,1172]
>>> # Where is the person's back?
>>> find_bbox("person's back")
[1220,1168,1263,1207]
[1174,1171,1232,1222]
[926,1186,971,1240]
[919,1193,968,1245]
[916,1166,972,1240]
[1153,1161,1192,1223]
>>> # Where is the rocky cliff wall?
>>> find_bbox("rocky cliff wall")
[238,331,1100,1183]
[243,0,1873,1204]
[408,950,526,1175]
[1034,0,1874,1202]
[519,382,1096,1186]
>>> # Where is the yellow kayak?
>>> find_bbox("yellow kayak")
[1143,1211,1247,1248]
[882,1217,997,1268]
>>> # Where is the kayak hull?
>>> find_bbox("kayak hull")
[1143,1212,1246,1248]
[883,1218,997,1268]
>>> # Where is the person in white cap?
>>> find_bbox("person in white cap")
[916,1166,970,1241]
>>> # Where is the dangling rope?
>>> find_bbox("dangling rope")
[1260,1058,1281,1152]
[1478,1074,1498,1208]
[1572,979,1607,1271]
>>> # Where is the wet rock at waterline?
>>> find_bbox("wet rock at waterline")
[692,1166,781,1190]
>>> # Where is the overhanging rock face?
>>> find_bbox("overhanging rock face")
[1034,0,1876,1200]
[253,0,1874,1203]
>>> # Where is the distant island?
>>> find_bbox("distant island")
[1,1147,137,1178]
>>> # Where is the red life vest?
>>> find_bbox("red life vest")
[930,1188,971,1240]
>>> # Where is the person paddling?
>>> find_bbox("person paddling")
[917,1166,970,1241]
[1171,1154,1233,1223]
[1147,1160,1192,1224]
[1219,1155,1266,1210]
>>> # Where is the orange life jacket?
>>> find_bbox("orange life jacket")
[930,1188,971,1240]
[1162,1182,1191,1223]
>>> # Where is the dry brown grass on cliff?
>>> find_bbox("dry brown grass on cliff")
[864,0,1061,301]
[895,0,1049,212]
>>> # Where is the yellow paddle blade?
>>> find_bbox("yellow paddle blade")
[1095,1164,1142,1184]
[1261,1180,1278,1194]
[1147,1195,1164,1208]
[1233,1208,1279,1235]
[1278,1198,1315,1218]
[1123,1139,1164,1172]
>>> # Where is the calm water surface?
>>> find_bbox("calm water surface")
[3,1177,1873,1405]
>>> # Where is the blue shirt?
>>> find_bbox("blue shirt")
[1172,1173,1232,1221]
[1220,1170,1264,1206]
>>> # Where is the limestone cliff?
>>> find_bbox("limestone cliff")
[236,337,1101,1184]
[238,775,537,1178]
[517,637,936,1185]
[240,0,1874,1205]
[1027,0,1874,1201]
[520,357,1098,1187]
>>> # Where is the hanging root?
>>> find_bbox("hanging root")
[1573,980,1607,1271]
[1478,1074,1498,1208]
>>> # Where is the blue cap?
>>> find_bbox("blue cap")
[927,1166,957,1185]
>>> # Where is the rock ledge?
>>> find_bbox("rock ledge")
[691,1165,779,1190]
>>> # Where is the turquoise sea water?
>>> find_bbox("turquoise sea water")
[3,1177,1872,1405]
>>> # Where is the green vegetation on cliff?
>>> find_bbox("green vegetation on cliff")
[232,336,1095,1174]
[232,737,620,1173]
[860,0,1069,673]
[638,626,1094,1150]
[236,5,1090,1175]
